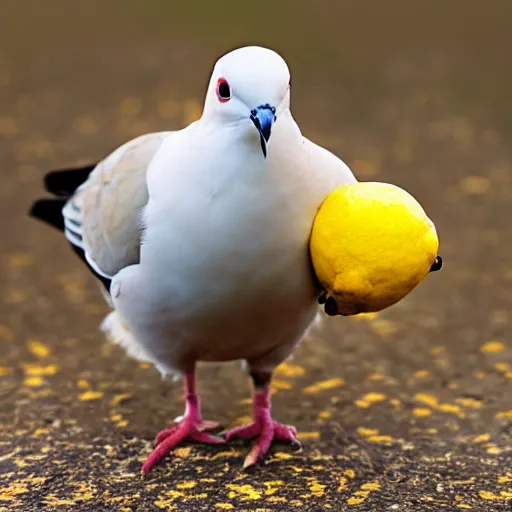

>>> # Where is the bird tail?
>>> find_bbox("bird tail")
[29,163,97,232]
[43,164,97,197]
[29,198,67,231]
[100,311,153,363]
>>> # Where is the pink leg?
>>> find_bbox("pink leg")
[224,372,300,468]
[142,369,224,475]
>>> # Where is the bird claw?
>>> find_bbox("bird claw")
[143,419,224,475]
[430,255,443,272]
[154,419,221,446]
[224,419,299,468]
[324,296,339,316]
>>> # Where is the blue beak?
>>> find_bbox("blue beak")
[250,104,276,158]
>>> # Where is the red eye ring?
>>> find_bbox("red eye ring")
[216,77,231,103]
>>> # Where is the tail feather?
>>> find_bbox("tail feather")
[30,162,113,293]
[44,163,97,197]
[100,311,153,363]
[30,163,98,230]
[29,198,67,232]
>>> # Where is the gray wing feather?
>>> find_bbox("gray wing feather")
[62,132,171,277]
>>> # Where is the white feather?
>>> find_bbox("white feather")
[100,311,152,363]
[70,46,356,378]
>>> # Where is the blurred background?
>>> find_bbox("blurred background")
[1,1,511,510]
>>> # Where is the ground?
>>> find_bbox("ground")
[0,1,511,511]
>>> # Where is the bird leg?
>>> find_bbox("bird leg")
[142,369,224,475]
[224,371,300,468]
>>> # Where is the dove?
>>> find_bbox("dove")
[30,45,357,473]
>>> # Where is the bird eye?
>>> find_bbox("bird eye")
[216,78,231,103]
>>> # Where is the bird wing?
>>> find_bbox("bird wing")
[302,136,357,188]
[62,131,172,278]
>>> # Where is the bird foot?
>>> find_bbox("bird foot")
[224,418,300,468]
[142,418,224,475]
[154,419,221,446]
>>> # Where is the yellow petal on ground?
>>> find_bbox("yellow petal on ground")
[413,408,432,417]
[414,393,439,408]
[367,372,386,381]
[23,364,58,376]
[455,397,482,409]
[275,362,305,378]
[28,340,50,359]
[24,376,44,387]
[225,483,262,501]
[271,379,293,390]
[109,393,132,407]
[174,447,192,458]
[486,445,502,455]
[478,490,500,501]
[361,482,381,491]
[302,378,344,394]
[355,392,387,408]
[317,410,332,420]
[33,428,50,436]
[296,431,320,441]
[347,497,366,505]
[366,435,393,444]
[472,433,490,443]
[480,341,505,353]
[76,379,90,389]
[338,476,349,491]
[357,427,379,437]
[78,391,103,401]
[438,403,464,416]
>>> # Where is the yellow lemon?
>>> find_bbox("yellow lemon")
[310,182,441,316]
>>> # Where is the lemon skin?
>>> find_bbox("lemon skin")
[310,182,439,316]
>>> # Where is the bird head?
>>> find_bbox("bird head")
[202,46,291,157]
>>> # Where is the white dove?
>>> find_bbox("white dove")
[30,45,356,473]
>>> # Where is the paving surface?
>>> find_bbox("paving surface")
[0,1,511,510]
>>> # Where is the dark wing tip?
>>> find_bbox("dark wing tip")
[44,164,97,197]
[29,198,66,232]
